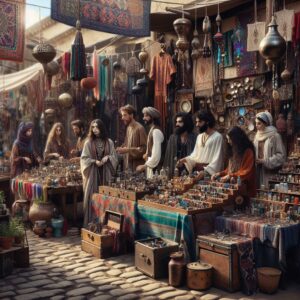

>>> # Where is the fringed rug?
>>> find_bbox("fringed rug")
[51,0,151,37]
[0,0,25,62]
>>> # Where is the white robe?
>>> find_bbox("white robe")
[184,131,223,175]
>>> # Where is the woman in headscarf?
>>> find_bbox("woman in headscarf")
[10,122,41,177]
[44,122,70,161]
[254,111,286,188]
[212,126,256,197]
[80,119,118,227]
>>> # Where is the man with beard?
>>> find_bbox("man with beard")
[177,111,223,179]
[136,107,164,178]
[116,104,147,172]
[70,120,86,160]
[163,112,197,177]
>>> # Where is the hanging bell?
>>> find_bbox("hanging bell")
[202,16,211,34]
[259,16,286,63]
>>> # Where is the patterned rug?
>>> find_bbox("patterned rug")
[0,0,25,62]
[51,0,151,37]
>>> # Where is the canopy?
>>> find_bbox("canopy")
[0,63,43,92]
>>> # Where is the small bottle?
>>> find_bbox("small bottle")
[237,176,241,187]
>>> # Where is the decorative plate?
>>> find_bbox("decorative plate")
[239,107,246,116]
[219,116,225,123]
[180,100,192,112]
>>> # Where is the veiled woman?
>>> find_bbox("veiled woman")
[81,119,118,227]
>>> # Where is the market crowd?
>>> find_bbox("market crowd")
[10,107,286,226]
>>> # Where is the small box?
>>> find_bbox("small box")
[197,234,252,292]
[81,210,124,259]
[135,237,178,279]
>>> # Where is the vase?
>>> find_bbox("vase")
[29,202,55,225]
[168,251,186,287]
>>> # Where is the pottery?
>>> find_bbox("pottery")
[29,202,55,225]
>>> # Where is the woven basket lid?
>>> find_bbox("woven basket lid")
[187,261,212,271]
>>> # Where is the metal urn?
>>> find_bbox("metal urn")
[58,92,73,109]
[259,16,286,63]
[173,17,192,53]
[32,42,56,65]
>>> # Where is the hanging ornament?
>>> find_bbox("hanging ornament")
[70,20,87,81]
[232,21,246,75]
[81,77,97,90]
[58,92,73,109]
[202,7,212,58]
[44,61,60,90]
[138,48,149,75]
[136,48,149,88]
[32,42,56,66]
[191,8,201,60]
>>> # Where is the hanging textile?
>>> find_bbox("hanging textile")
[99,56,108,101]
[93,48,100,100]
[61,52,71,78]
[223,30,234,67]
[247,22,266,52]
[275,9,295,42]
[194,56,213,97]
[0,0,25,62]
[51,0,151,37]
[292,12,300,48]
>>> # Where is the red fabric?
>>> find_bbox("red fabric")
[62,52,71,78]
[293,12,300,48]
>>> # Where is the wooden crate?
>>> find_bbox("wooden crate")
[81,210,124,259]
[135,237,178,279]
[197,234,251,292]
[0,247,16,277]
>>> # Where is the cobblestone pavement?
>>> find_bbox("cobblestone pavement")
[1,230,300,300]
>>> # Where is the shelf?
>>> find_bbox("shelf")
[257,189,300,197]
[278,171,300,176]
[269,180,300,185]
[254,198,300,206]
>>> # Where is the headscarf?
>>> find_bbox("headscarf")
[14,122,34,152]
[142,107,161,120]
[255,111,277,142]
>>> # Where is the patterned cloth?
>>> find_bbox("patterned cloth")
[91,193,137,240]
[137,204,195,260]
[51,0,151,37]
[0,0,25,62]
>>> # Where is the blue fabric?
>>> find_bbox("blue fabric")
[137,205,196,260]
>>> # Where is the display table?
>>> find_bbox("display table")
[215,215,300,269]
[91,193,137,241]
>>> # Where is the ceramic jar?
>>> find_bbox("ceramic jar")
[168,251,186,287]
[29,202,55,225]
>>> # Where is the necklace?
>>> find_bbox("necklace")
[201,133,209,147]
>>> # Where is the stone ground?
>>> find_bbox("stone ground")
[1,230,300,300]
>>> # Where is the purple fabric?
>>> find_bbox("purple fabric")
[14,122,34,153]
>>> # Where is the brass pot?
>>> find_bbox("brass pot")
[29,202,55,225]
[32,42,56,64]
[173,18,191,52]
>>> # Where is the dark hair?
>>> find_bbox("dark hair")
[71,119,84,130]
[196,111,216,128]
[88,119,108,140]
[175,112,194,133]
[227,126,255,158]
[153,117,160,126]
[119,104,136,117]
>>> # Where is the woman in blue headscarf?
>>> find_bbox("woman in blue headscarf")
[10,122,41,178]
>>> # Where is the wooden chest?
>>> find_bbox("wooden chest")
[135,238,178,279]
[81,210,124,259]
[197,234,250,292]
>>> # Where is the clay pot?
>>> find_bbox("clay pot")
[168,251,186,287]
[0,236,14,250]
[29,202,55,225]
[81,77,97,90]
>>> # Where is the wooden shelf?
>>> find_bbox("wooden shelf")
[254,198,299,206]
[258,189,300,197]
[269,180,300,185]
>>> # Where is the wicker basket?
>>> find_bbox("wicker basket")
[257,267,282,294]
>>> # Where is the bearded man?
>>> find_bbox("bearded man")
[163,112,197,177]
[177,110,223,179]
[136,107,164,178]
[116,104,147,172]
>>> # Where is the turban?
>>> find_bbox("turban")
[142,107,161,119]
[256,111,273,126]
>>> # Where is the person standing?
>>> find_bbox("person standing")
[70,120,87,160]
[44,122,70,161]
[80,119,118,227]
[177,111,223,179]
[10,122,41,177]
[116,105,147,172]
[136,107,164,178]
[254,111,286,188]
[163,112,197,177]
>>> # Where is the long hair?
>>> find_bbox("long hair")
[175,112,194,133]
[196,110,216,128]
[88,119,108,140]
[46,122,67,146]
[227,126,255,158]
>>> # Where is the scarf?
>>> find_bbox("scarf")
[254,126,278,142]
[14,122,34,153]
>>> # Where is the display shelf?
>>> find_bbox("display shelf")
[258,189,300,197]
[269,180,300,185]
[254,198,299,206]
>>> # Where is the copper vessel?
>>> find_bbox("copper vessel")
[168,251,186,287]
[173,18,191,53]
[186,261,212,290]
[29,202,55,225]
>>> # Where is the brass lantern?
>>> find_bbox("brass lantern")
[32,42,56,65]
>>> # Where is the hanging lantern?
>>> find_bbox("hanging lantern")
[132,84,143,94]
[58,92,73,108]
[45,61,60,76]
[259,16,286,64]
[191,29,201,60]
[32,42,56,65]
[71,20,87,81]
[81,77,97,90]
[138,49,149,75]
[173,18,192,53]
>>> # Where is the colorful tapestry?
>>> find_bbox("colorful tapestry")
[0,0,25,62]
[51,0,151,37]
[91,193,137,240]
[137,205,196,261]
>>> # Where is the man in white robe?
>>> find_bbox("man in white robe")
[177,111,223,179]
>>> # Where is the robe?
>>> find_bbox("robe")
[44,139,70,161]
[163,132,197,177]
[80,138,118,227]
[184,131,223,175]
[122,120,147,171]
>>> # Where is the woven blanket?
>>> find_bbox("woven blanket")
[0,0,25,62]
[137,205,196,260]
[51,0,151,37]
[91,193,137,240]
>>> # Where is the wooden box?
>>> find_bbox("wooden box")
[197,234,248,292]
[135,237,178,279]
[0,247,16,277]
[98,186,148,201]
[81,210,124,259]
